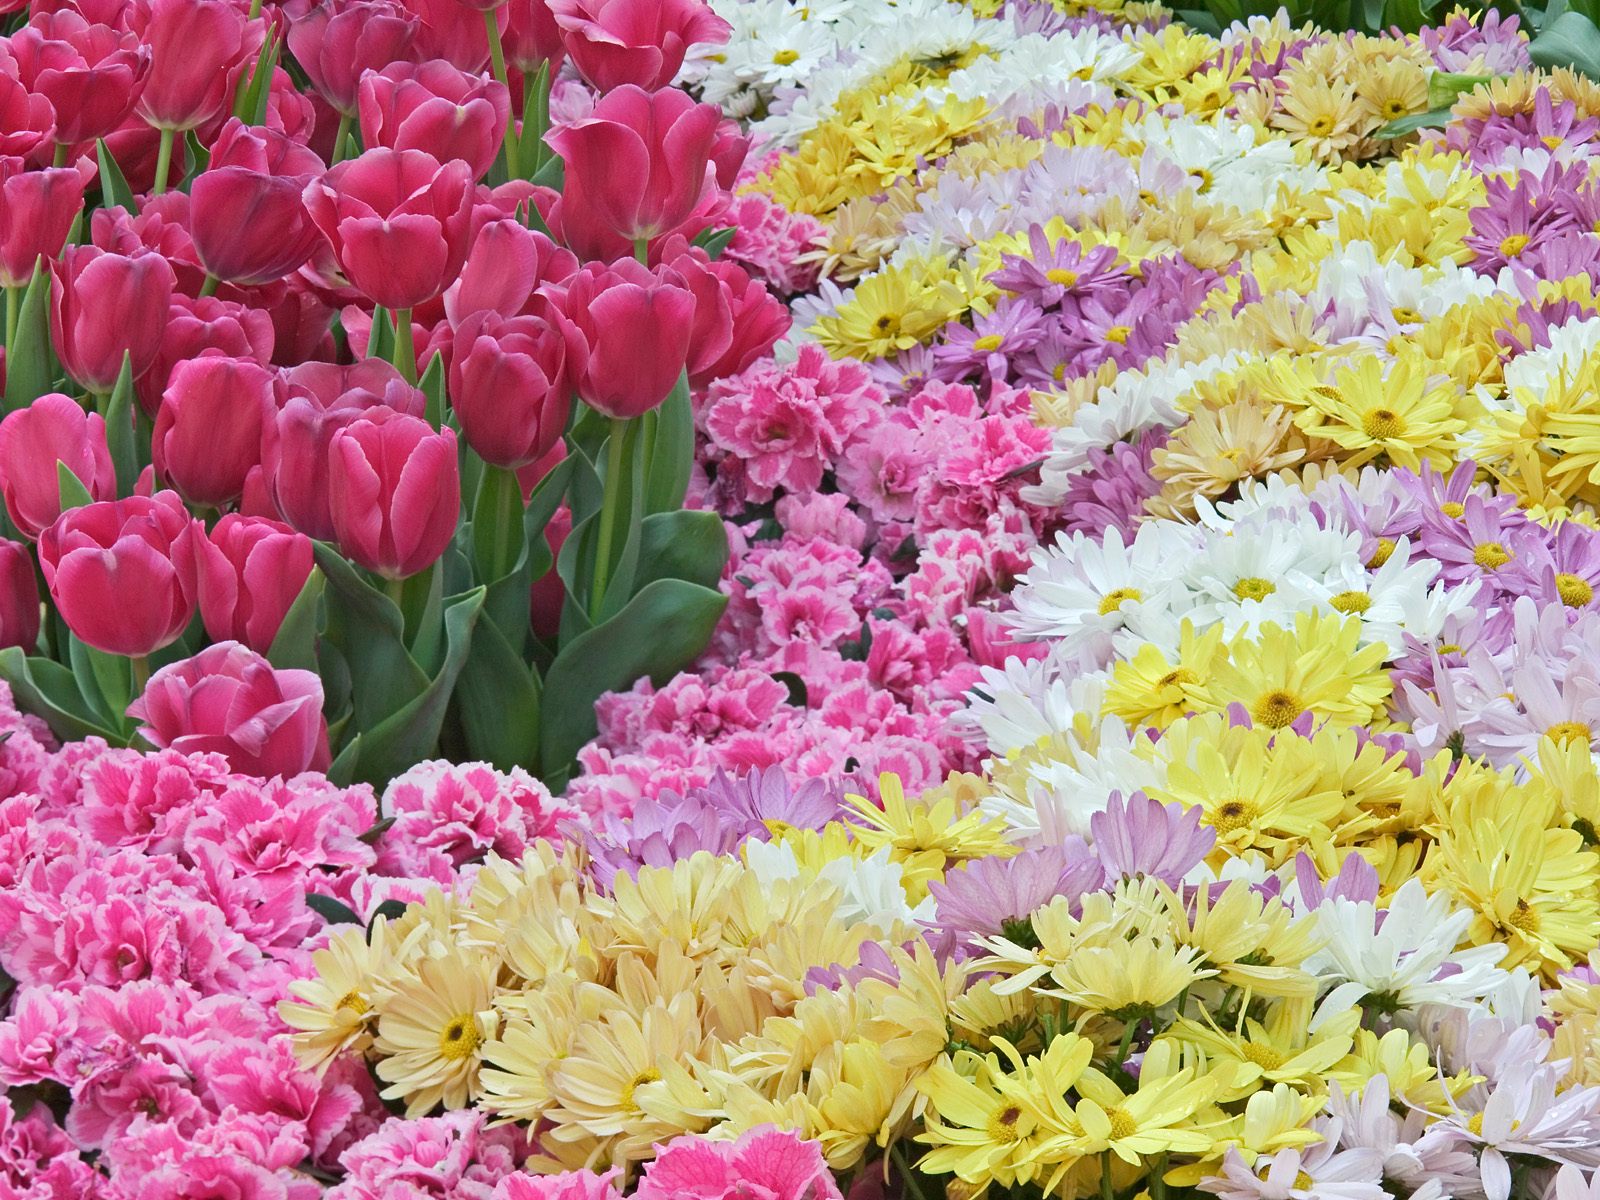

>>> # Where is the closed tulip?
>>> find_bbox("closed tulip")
[38,491,197,657]
[328,409,460,579]
[283,0,421,116]
[551,258,694,420]
[302,147,475,310]
[127,641,330,778]
[0,11,151,146]
[137,295,276,418]
[152,356,278,508]
[548,0,729,93]
[357,60,510,182]
[50,245,175,393]
[0,393,116,539]
[0,541,40,653]
[546,85,720,246]
[0,71,55,160]
[190,120,325,287]
[444,218,576,326]
[0,164,86,288]
[176,514,314,653]
[449,308,579,468]
[136,0,260,132]
[503,0,563,73]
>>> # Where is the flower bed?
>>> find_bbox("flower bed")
[8,0,1600,1198]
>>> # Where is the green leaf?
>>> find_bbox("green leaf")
[367,305,396,364]
[1375,107,1453,138]
[454,603,542,772]
[68,633,133,732]
[232,27,280,125]
[530,154,563,191]
[0,648,121,742]
[772,670,808,707]
[368,899,408,927]
[539,578,728,784]
[1530,10,1600,77]
[471,462,525,586]
[691,226,738,259]
[420,351,446,431]
[642,371,693,515]
[357,816,395,844]
[96,140,136,213]
[306,893,362,925]
[56,460,93,512]
[635,510,728,592]
[312,542,429,733]
[103,354,138,495]
[327,732,361,786]
[1426,71,1493,110]
[267,567,325,672]
[345,586,485,784]
[3,266,56,412]
[182,130,211,189]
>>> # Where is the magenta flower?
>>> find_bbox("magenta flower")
[989,225,1128,308]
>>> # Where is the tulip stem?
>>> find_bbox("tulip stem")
[633,237,650,266]
[589,416,630,620]
[524,63,551,176]
[199,274,220,299]
[484,9,518,180]
[52,143,68,168]
[332,113,352,164]
[473,464,525,584]
[392,308,416,383]
[152,128,175,197]
[130,656,150,697]
[248,0,261,17]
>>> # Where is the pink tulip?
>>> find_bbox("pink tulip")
[503,0,564,73]
[450,308,579,468]
[408,0,506,71]
[50,245,175,393]
[0,164,86,288]
[0,71,55,160]
[302,147,475,310]
[190,119,325,287]
[152,356,278,508]
[444,218,576,325]
[357,60,510,182]
[546,85,720,245]
[137,295,276,418]
[328,409,460,579]
[265,360,427,539]
[176,514,314,653]
[283,0,421,116]
[38,491,197,657]
[128,641,330,778]
[658,238,788,387]
[548,258,694,419]
[0,11,151,146]
[136,0,261,132]
[0,540,40,652]
[0,393,116,540]
[548,0,730,93]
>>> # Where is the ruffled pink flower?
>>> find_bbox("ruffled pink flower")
[635,1128,842,1200]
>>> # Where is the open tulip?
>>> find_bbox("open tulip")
[659,238,788,387]
[136,0,259,132]
[551,258,694,420]
[38,491,197,658]
[357,60,510,182]
[128,641,330,778]
[283,0,421,116]
[0,540,40,653]
[190,120,325,287]
[302,147,475,311]
[176,514,314,653]
[327,409,460,579]
[50,245,176,393]
[548,0,730,93]
[546,85,720,246]
[0,392,116,539]
[152,356,278,508]
[449,308,579,468]
[0,164,86,288]
[0,11,151,146]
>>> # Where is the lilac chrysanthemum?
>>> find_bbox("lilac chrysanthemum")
[1090,791,1215,885]
[926,843,1103,954]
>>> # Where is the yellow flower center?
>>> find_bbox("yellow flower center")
[1439,502,1465,519]
[988,1104,1025,1143]
[1106,1107,1138,1140]
[1045,267,1079,287]
[1294,1172,1315,1190]
[1437,643,1461,655]
[1253,689,1305,729]
[1233,576,1276,602]
[1544,134,1564,149]
[1138,189,1158,206]
[1504,898,1541,934]
[1384,100,1408,119]
[1473,542,1512,570]
[1158,667,1196,689]
[336,990,370,1015]
[1557,573,1594,608]
[873,312,903,338]
[1547,721,1592,747]
[1211,799,1260,835]
[1307,115,1335,136]
[1391,306,1422,325]
[620,1067,661,1112]
[1105,325,1132,344]
[1362,407,1407,440]
[773,48,800,65]
[1240,1042,1285,1070]
[1099,587,1142,615]
[1367,538,1395,568]
[1330,590,1370,614]
[1188,167,1213,193]
[1467,1111,1486,1136]
[1499,233,1530,258]
[972,333,1004,352]
[439,1014,482,1062]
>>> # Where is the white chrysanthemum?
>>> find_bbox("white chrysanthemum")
[1181,510,1360,637]
[1015,719,1169,843]
[957,653,1097,755]
[819,845,934,929]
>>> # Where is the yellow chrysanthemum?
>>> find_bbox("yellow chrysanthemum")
[372,944,500,1117]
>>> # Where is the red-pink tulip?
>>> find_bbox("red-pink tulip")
[136,0,261,131]
[283,0,421,116]
[659,238,788,387]
[88,190,202,291]
[408,0,505,70]
[546,85,720,245]
[550,258,694,419]
[444,218,576,325]
[0,72,55,160]
[50,245,176,393]
[128,641,330,778]
[176,513,314,653]
[137,295,276,418]
[0,540,40,653]
[190,119,325,287]
[450,308,579,468]
[0,163,86,288]
[152,356,278,508]
[302,147,475,310]
[0,12,151,145]
[328,408,460,579]
[38,491,197,657]
[503,0,563,72]
[548,0,730,92]
[0,392,116,539]
[357,60,510,182]
[265,360,427,539]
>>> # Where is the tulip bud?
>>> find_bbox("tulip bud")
[283,0,421,116]
[0,73,56,160]
[50,246,176,394]
[503,0,564,73]
[190,119,325,287]
[328,409,460,579]
[358,60,510,182]
[302,147,475,311]
[444,218,576,326]
[550,258,694,420]
[137,0,260,132]
[176,514,314,653]
[128,641,330,778]
[549,0,730,93]
[0,393,117,540]
[152,356,278,508]
[0,12,152,146]
[449,309,577,468]
[546,85,721,246]
[0,165,87,289]
[39,491,197,657]
[0,540,40,653]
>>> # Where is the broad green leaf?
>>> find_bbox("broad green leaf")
[1375,107,1453,138]
[0,648,121,742]
[635,510,728,593]
[691,227,738,259]
[267,567,325,673]
[306,893,362,925]
[96,140,136,213]
[454,605,541,772]
[1426,71,1493,109]
[3,267,55,412]
[420,351,446,431]
[1530,10,1600,78]
[102,354,138,495]
[642,371,693,516]
[56,461,93,512]
[312,542,428,732]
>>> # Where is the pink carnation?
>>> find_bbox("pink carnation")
[493,1168,623,1200]
[635,1127,842,1200]
[722,192,825,294]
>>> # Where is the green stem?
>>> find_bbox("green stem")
[633,236,650,266]
[1151,1153,1168,1200]
[152,128,175,197]
[248,0,261,16]
[889,1144,927,1200]
[4,286,18,350]
[130,655,151,696]
[473,463,525,583]
[1116,1017,1137,1067]
[484,9,518,179]
[384,574,406,616]
[589,416,630,620]
[1100,1151,1114,1200]
[52,143,69,168]
[392,308,416,383]
[332,112,353,164]
[198,274,220,299]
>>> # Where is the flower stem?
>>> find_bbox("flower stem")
[889,1143,927,1200]
[332,112,352,164]
[473,463,525,583]
[199,274,220,298]
[523,62,550,175]
[633,236,650,266]
[248,0,261,16]
[152,128,175,197]
[130,655,150,696]
[52,143,69,168]
[589,416,630,620]
[1100,1151,1114,1200]
[392,308,416,383]
[484,9,518,179]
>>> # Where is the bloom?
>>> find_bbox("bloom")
[328,409,461,579]
[50,246,176,392]
[549,0,731,92]
[177,514,315,654]
[0,392,116,540]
